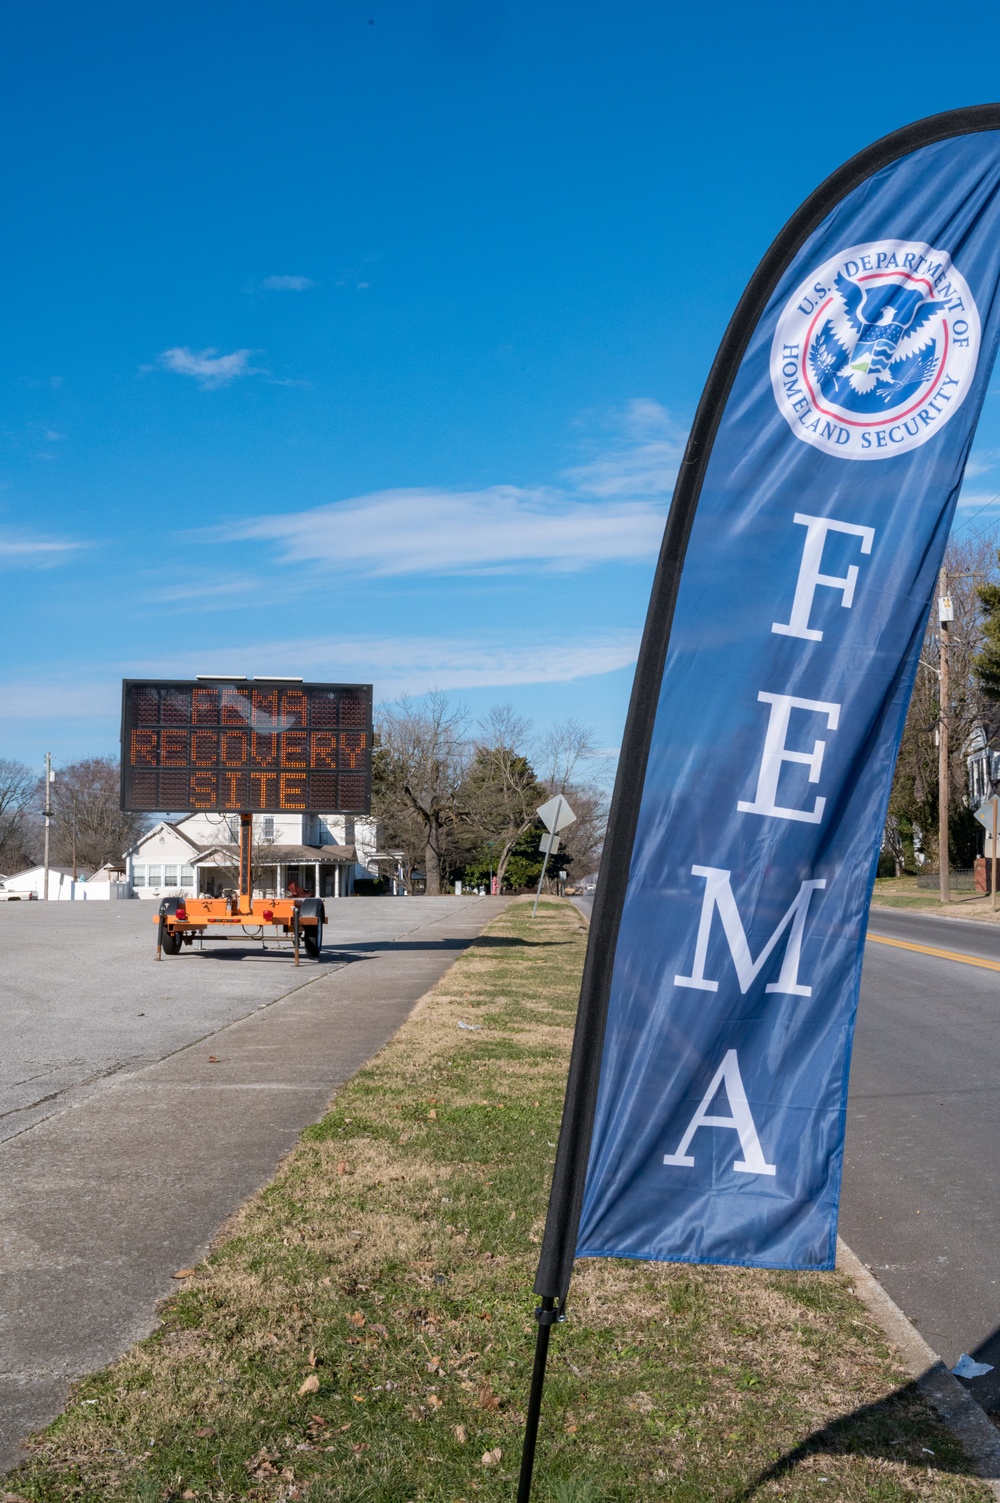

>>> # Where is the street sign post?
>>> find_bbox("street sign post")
[975,796,1000,911]
[533,796,577,916]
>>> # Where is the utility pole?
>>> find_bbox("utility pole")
[71,793,78,883]
[938,569,952,905]
[42,753,53,901]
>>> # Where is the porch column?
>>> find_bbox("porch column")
[315,861,321,898]
[334,864,341,899]
[276,863,284,897]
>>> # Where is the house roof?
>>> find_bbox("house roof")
[131,820,204,854]
[190,843,357,866]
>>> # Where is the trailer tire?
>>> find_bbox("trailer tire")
[299,898,325,959]
[159,898,184,956]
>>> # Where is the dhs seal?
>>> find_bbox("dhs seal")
[771,240,980,460]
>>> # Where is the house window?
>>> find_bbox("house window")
[262,817,274,840]
[164,865,178,887]
[133,866,146,887]
[147,865,162,887]
[226,816,240,843]
[181,866,195,887]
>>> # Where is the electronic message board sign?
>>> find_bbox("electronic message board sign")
[120,680,372,813]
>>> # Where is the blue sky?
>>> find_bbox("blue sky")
[5,0,1000,774]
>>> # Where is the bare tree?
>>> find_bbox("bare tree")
[537,718,598,791]
[536,718,606,883]
[374,693,469,895]
[552,781,607,878]
[0,759,39,874]
[49,757,150,871]
[887,530,1000,869]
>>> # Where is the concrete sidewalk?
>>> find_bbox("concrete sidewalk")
[0,897,509,1473]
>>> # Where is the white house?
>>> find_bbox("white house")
[6,865,97,900]
[125,810,381,901]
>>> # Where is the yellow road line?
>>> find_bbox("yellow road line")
[867,932,1000,972]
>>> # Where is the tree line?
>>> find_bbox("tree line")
[885,528,1000,874]
[0,756,147,877]
[373,694,606,894]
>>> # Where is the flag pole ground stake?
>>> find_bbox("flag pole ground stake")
[515,1297,563,1503]
[515,102,1000,1500]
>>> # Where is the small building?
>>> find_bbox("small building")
[125,810,381,901]
[6,865,99,900]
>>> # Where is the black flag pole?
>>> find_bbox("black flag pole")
[513,102,1000,1502]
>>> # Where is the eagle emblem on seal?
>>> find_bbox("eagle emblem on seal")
[808,273,947,414]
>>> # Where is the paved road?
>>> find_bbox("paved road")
[842,904,1000,1411]
[0,895,506,1472]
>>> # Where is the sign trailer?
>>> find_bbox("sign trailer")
[120,678,373,963]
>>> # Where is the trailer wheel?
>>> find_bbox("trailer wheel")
[158,898,184,956]
[299,898,325,959]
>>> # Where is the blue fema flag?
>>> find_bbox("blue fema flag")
[536,110,1000,1287]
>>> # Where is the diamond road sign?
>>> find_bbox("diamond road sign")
[537,794,577,833]
[975,796,1000,829]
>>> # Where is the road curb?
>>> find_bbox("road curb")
[837,1238,1000,1494]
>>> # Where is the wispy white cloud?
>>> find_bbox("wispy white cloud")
[226,486,665,576]
[0,531,81,567]
[149,574,262,604]
[213,397,683,577]
[150,632,641,693]
[148,347,264,388]
[955,489,1000,512]
[564,398,687,498]
[0,632,639,722]
[0,679,118,720]
[16,375,63,390]
[260,275,315,291]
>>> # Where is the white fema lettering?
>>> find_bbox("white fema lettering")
[663,1049,776,1175]
[674,865,825,996]
[772,514,875,642]
[737,692,841,823]
[771,240,980,460]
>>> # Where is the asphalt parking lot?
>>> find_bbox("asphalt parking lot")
[0,895,485,1144]
[0,894,505,1471]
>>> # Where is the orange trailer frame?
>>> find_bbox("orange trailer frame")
[154,812,324,964]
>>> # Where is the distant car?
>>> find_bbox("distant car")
[0,881,37,901]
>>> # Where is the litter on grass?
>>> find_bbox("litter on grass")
[457,1022,481,1031]
[952,1354,994,1378]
